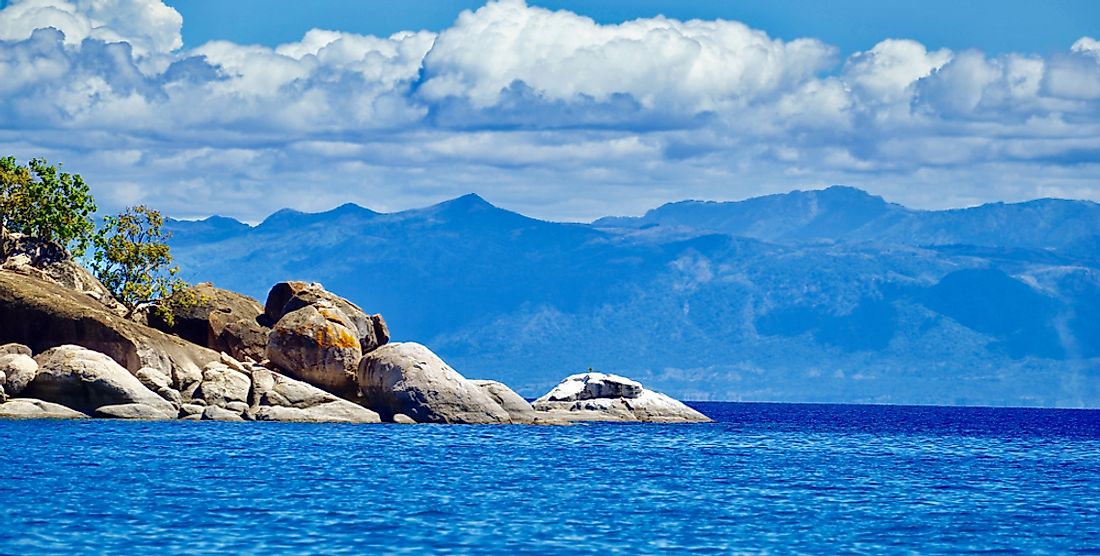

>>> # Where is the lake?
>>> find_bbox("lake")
[2,402,1099,554]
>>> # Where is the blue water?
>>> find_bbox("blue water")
[2,403,1100,554]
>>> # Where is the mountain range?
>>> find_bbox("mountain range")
[165,186,1100,407]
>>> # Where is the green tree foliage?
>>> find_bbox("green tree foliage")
[91,205,195,323]
[0,156,97,256]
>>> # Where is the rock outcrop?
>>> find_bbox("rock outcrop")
[0,398,87,419]
[25,345,178,416]
[0,230,126,315]
[358,342,511,424]
[148,282,271,362]
[0,240,709,425]
[266,303,362,398]
[0,343,31,356]
[0,271,221,404]
[532,373,711,423]
[248,366,379,423]
[95,403,174,420]
[194,362,251,408]
[265,281,388,353]
[471,379,537,424]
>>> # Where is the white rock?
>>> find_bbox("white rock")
[533,372,710,423]
[538,372,644,402]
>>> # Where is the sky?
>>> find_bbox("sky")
[0,0,1098,222]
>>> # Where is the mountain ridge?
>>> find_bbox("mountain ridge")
[164,186,1100,406]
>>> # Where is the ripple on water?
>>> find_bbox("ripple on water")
[1,403,1099,554]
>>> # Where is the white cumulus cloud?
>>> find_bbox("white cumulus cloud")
[0,0,1097,222]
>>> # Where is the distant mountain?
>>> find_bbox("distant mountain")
[595,185,1100,253]
[166,187,1100,407]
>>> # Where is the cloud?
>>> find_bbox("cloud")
[0,0,181,55]
[0,0,1098,222]
[417,0,836,113]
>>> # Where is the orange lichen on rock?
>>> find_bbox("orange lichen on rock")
[312,323,359,349]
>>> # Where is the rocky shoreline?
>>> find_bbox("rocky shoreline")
[0,232,709,425]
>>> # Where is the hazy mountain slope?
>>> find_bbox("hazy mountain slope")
[597,186,1100,255]
[166,189,1100,406]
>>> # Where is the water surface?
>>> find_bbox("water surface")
[2,403,1099,554]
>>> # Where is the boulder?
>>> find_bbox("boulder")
[225,401,250,414]
[202,405,245,421]
[194,363,251,407]
[538,372,644,402]
[264,281,387,353]
[471,379,537,424]
[95,403,174,420]
[0,343,31,356]
[252,403,379,424]
[25,345,177,416]
[357,342,510,424]
[392,413,417,424]
[532,372,711,423]
[1,230,126,315]
[0,271,222,401]
[135,367,183,406]
[265,303,362,398]
[0,398,88,419]
[179,403,205,417]
[249,367,380,423]
[148,282,270,362]
[0,353,38,396]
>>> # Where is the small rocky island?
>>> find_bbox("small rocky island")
[0,231,710,424]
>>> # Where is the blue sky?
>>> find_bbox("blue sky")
[0,0,1098,221]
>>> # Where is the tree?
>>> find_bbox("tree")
[91,205,194,323]
[0,156,97,256]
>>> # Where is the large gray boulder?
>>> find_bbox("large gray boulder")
[194,362,251,407]
[358,342,511,424]
[532,372,711,423]
[266,303,362,398]
[250,367,380,423]
[265,281,388,353]
[25,345,178,416]
[471,379,537,424]
[95,403,175,420]
[0,398,87,419]
[0,353,38,397]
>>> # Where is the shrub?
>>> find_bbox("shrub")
[0,156,97,256]
[91,205,195,323]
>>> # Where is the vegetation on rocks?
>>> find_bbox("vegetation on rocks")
[0,156,195,323]
[91,205,195,323]
[0,156,97,256]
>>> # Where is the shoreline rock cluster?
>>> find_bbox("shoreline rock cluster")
[0,231,710,425]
